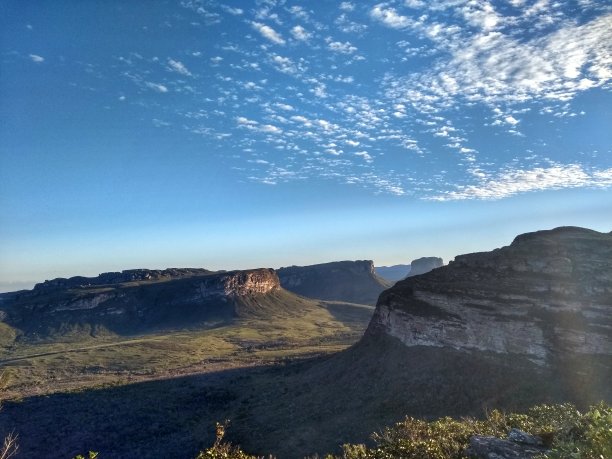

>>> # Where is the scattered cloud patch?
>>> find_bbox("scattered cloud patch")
[167,58,192,76]
[252,22,285,45]
[29,54,44,63]
[370,5,413,29]
[327,39,357,54]
[145,82,168,93]
[291,25,311,41]
[430,164,612,201]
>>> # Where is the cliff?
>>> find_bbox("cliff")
[406,256,443,277]
[365,227,612,366]
[1,268,282,339]
[277,260,391,305]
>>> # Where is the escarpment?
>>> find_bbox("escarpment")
[0,268,282,339]
[365,227,612,366]
[278,260,391,304]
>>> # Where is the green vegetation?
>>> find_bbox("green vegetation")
[197,403,611,459]
[0,298,373,399]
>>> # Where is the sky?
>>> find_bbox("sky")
[1,0,611,291]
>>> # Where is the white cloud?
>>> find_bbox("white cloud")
[291,25,311,41]
[221,5,243,15]
[145,82,168,93]
[505,115,519,125]
[370,4,413,29]
[252,22,285,45]
[167,58,192,76]
[236,116,258,125]
[327,40,357,54]
[260,124,282,134]
[270,54,306,76]
[429,164,612,201]
[275,103,294,111]
[355,151,373,162]
[29,54,44,63]
[340,2,355,12]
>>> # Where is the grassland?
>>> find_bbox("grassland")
[0,296,374,400]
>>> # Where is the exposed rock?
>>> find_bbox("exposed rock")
[406,256,444,277]
[507,429,542,446]
[467,433,547,458]
[278,260,390,305]
[375,264,412,282]
[366,227,612,366]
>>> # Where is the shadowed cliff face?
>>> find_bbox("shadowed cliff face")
[278,260,391,305]
[366,227,612,366]
[0,269,282,339]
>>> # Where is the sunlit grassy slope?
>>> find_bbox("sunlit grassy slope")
[0,289,374,399]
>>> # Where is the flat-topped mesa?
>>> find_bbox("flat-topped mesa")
[2,268,283,338]
[278,260,390,304]
[33,268,214,291]
[365,226,612,365]
[406,257,443,277]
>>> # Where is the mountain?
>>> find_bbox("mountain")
[375,257,444,282]
[277,260,391,305]
[366,227,611,368]
[374,264,411,282]
[405,256,444,277]
[0,268,304,341]
[223,227,612,457]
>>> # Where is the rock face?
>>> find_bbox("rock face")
[1,268,281,338]
[406,256,444,277]
[467,430,548,459]
[278,260,391,305]
[366,227,612,366]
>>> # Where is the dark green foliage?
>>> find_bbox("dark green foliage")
[324,403,610,459]
[72,452,99,459]
[196,421,264,459]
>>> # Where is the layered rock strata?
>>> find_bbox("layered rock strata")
[366,227,612,365]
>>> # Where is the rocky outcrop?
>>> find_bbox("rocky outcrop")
[278,260,391,305]
[366,227,612,366]
[406,256,443,277]
[198,269,279,297]
[467,429,548,458]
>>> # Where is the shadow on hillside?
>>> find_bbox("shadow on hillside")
[1,336,610,459]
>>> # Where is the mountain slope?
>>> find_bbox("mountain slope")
[0,268,302,341]
[277,260,391,305]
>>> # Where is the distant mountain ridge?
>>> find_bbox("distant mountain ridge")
[0,268,308,340]
[278,260,391,305]
[375,257,444,282]
[374,264,411,282]
[32,268,215,291]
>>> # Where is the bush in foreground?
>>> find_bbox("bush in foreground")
[193,403,610,459]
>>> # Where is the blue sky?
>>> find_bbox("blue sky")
[1,0,611,291]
